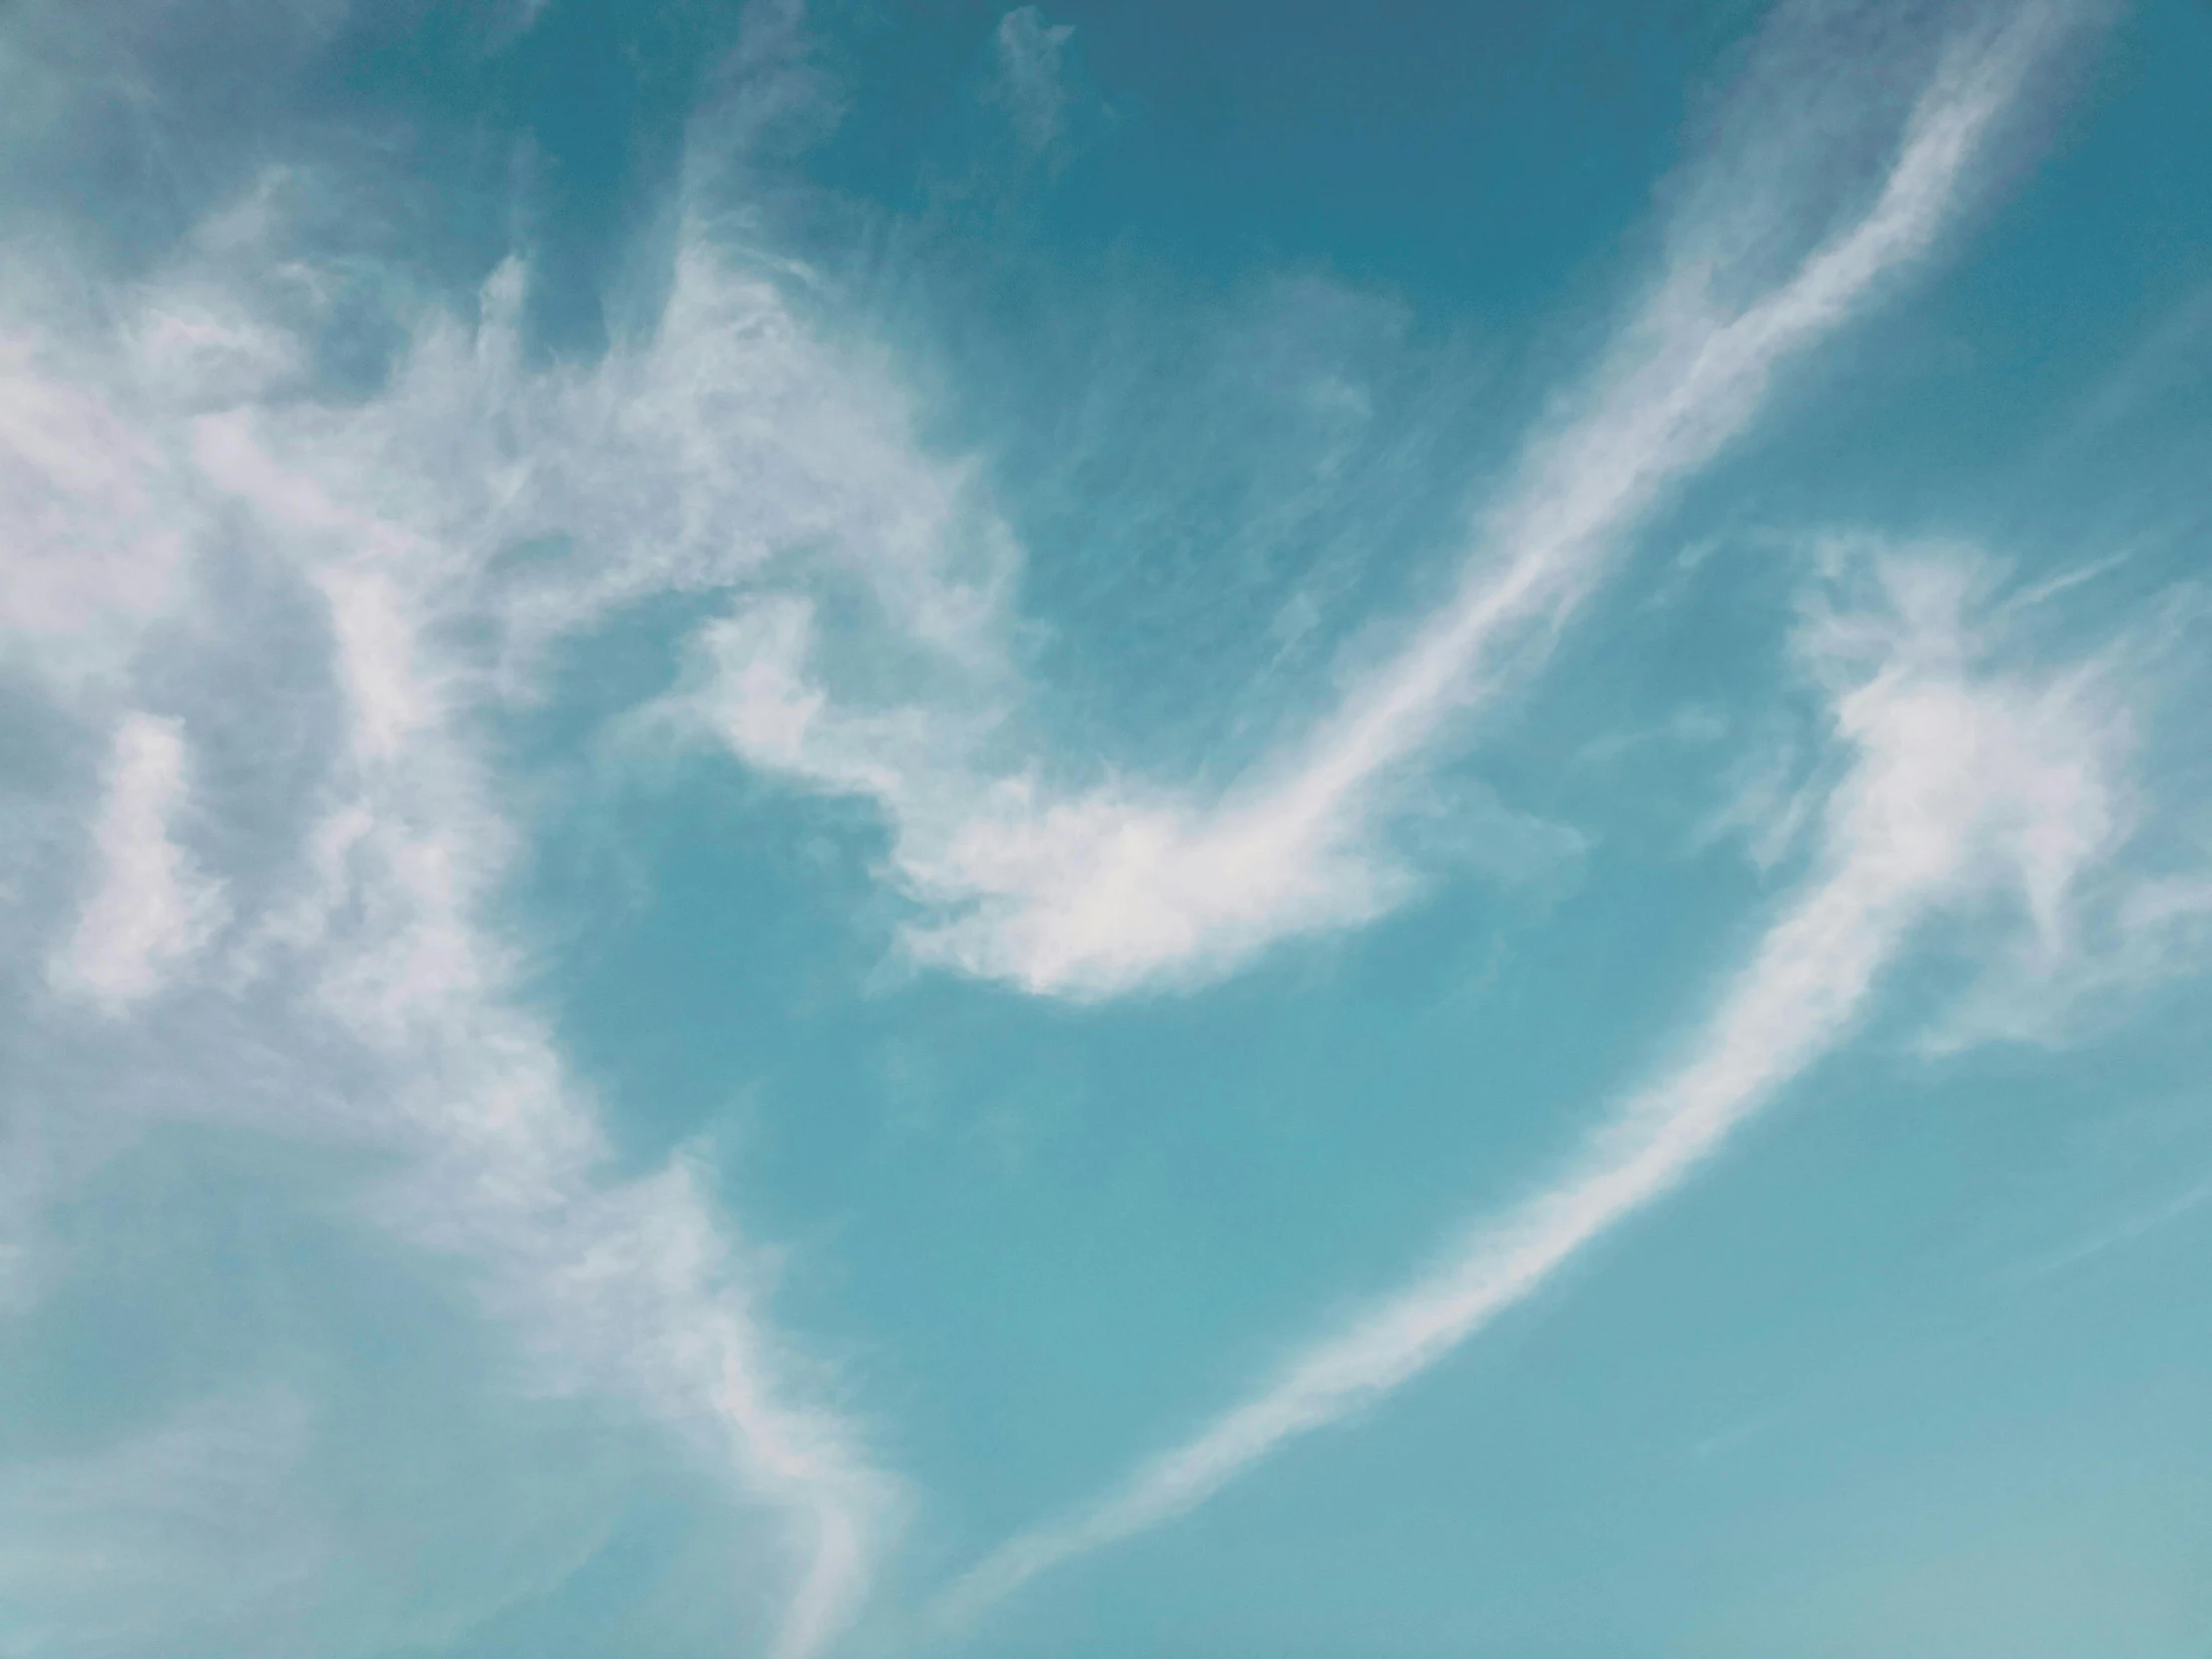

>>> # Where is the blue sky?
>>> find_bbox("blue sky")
[3,1,2210,1656]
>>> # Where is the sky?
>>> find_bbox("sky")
[2,1,2210,1656]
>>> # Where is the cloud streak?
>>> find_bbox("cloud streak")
[676,0,2086,1001]
[46,713,229,1011]
[3,177,921,1659]
[186,260,911,1659]
[928,548,2137,1628]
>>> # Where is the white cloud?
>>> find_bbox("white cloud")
[928,543,2141,1630]
[0,324,212,685]
[46,713,230,1011]
[1913,574,2212,1049]
[1922,808,2212,1052]
[666,2,2080,1001]
[170,253,911,1659]
[4,184,924,1659]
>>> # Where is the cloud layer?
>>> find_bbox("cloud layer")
[6,4,2192,1657]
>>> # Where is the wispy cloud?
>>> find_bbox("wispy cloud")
[669,0,2086,1001]
[3,177,916,1659]
[0,6,2149,1654]
[928,544,2141,1630]
[45,713,230,1011]
[1920,577,2212,1050]
[195,254,915,1655]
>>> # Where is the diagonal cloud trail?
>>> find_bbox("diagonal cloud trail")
[927,550,2133,1633]
[696,1,2089,1002]
[1271,1,2051,825]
